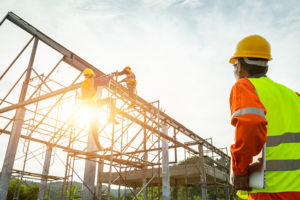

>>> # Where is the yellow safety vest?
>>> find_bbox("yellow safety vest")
[126,71,136,86]
[81,78,96,101]
[248,77,300,193]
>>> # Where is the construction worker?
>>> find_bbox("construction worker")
[114,66,137,106]
[229,34,300,200]
[81,68,118,124]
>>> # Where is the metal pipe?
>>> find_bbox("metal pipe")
[143,111,148,200]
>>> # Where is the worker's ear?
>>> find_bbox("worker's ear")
[238,63,250,78]
[237,62,242,74]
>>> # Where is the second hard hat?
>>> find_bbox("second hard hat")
[229,35,272,64]
[83,68,94,76]
[124,66,131,70]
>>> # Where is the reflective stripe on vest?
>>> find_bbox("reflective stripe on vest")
[267,132,300,147]
[266,159,300,171]
[248,77,300,193]
[232,107,266,119]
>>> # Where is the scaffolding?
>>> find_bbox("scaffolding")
[0,12,231,200]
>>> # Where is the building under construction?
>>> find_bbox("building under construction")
[0,12,230,200]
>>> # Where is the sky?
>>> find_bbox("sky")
[0,0,300,172]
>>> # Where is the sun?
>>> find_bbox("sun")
[59,98,111,130]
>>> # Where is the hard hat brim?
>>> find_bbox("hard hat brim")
[229,56,272,65]
[229,57,235,64]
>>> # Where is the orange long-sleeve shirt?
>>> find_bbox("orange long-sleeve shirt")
[230,78,300,200]
[230,78,267,176]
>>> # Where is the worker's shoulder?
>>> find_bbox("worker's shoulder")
[232,78,254,90]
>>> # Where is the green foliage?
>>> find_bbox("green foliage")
[66,185,81,200]
[44,195,52,200]
[122,186,161,200]
[57,185,82,200]
[122,185,232,200]
[7,179,39,200]
[178,156,201,165]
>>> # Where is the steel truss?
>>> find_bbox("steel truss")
[0,12,231,200]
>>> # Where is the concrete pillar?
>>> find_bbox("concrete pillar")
[37,145,53,200]
[96,159,104,200]
[0,37,38,200]
[198,144,208,200]
[82,116,98,200]
[161,125,170,200]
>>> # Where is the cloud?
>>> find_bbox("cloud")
[0,0,299,158]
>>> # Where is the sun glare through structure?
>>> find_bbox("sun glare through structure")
[60,98,111,130]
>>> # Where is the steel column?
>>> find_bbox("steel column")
[142,112,148,200]
[0,37,38,200]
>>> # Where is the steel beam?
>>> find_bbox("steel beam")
[0,129,146,169]
[0,82,81,114]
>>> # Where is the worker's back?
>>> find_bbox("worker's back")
[248,76,300,193]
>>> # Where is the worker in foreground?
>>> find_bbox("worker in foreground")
[229,35,300,199]
[114,66,137,107]
[81,68,119,124]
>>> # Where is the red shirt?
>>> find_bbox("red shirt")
[230,78,300,200]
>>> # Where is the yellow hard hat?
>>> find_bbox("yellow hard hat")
[83,68,94,76]
[229,35,272,64]
[124,66,131,70]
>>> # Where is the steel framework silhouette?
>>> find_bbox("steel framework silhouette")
[0,12,230,200]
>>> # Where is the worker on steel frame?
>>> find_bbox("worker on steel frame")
[114,66,137,107]
[229,35,300,200]
[81,68,119,124]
